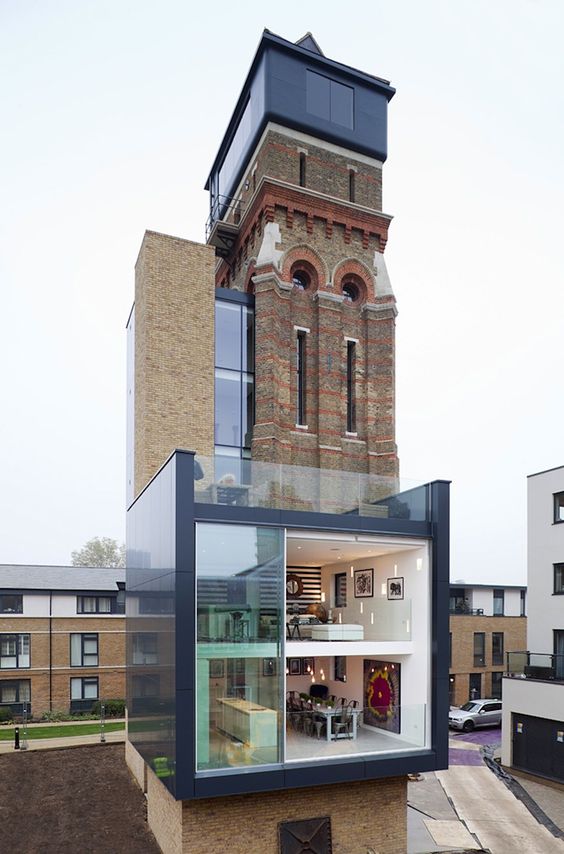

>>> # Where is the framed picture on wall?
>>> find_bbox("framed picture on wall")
[209,659,224,678]
[288,658,302,676]
[387,577,404,600]
[302,657,315,676]
[262,658,276,677]
[354,568,374,598]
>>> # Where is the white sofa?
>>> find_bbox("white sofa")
[311,624,364,641]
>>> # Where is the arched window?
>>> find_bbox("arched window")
[342,281,360,303]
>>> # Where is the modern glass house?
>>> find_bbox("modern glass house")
[127,450,449,800]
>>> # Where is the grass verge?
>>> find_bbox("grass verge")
[0,722,125,741]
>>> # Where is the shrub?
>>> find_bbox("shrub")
[0,707,13,723]
[92,699,125,718]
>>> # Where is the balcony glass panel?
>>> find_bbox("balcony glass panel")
[506,651,564,681]
[285,701,426,761]
[194,456,429,522]
[196,523,284,772]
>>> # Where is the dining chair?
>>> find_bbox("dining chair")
[333,704,353,739]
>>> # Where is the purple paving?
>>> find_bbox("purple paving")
[451,726,501,747]
[448,747,485,766]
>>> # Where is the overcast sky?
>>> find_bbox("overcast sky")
[1,0,562,583]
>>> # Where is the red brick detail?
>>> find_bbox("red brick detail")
[286,209,294,229]
[211,180,390,285]
[280,245,327,287]
[333,259,377,303]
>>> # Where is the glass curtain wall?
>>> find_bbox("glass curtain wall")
[214,301,254,483]
[196,523,284,772]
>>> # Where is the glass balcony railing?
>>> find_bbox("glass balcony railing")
[194,456,429,522]
[506,651,564,681]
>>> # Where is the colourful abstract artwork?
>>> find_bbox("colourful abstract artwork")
[363,659,401,733]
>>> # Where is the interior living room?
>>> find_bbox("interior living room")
[196,525,431,770]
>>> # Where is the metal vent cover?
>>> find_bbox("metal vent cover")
[279,816,332,854]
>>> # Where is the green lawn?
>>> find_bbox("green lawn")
[0,721,125,741]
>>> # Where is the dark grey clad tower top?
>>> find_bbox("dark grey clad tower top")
[205,30,395,215]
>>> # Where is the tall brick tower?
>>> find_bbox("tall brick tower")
[126,30,451,854]
[206,31,398,478]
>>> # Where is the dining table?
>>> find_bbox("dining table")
[312,704,362,742]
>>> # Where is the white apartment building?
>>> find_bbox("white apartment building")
[501,465,564,783]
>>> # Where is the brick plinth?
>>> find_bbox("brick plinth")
[126,740,407,854]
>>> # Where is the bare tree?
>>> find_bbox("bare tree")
[71,537,125,568]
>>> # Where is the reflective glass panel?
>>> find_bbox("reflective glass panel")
[215,369,241,447]
[196,523,284,772]
[215,302,241,370]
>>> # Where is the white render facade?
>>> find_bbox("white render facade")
[501,465,564,783]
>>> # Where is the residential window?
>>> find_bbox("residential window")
[469,672,482,699]
[491,672,503,700]
[554,564,564,595]
[349,169,355,202]
[0,679,30,706]
[334,656,347,682]
[296,330,307,426]
[555,630,564,680]
[449,632,452,668]
[554,492,564,523]
[492,632,504,666]
[299,152,306,187]
[214,301,255,459]
[346,340,356,433]
[493,589,504,616]
[335,573,347,608]
[473,632,485,666]
[70,633,99,667]
[0,634,30,669]
[132,633,158,665]
[520,589,526,615]
[70,677,99,701]
[77,596,114,614]
[0,595,22,614]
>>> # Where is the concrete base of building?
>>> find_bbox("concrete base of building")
[125,739,407,854]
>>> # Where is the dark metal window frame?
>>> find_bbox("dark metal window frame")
[493,588,505,616]
[0,633,30,669]
[346,340,356,433]
[0,594,23,614]
[132,632,159,665]
[554,491,564,524]
[70,675,99,701]
[473,632,486,666]
[70,632,99,667]
[296,330,307,426]
[76,595,117,615]
[214,295,255,457]
[0,678,31,704]
[492,631,504,666]
[554,563,564,595]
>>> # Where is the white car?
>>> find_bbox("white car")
[448,699,502,732]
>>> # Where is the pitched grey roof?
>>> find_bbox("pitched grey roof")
[0,565,125,592]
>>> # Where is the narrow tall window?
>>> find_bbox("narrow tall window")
[492,632,504,666]
[473,632,485,666]
[299,153,306,187]
[296,330,307,426]
[349,169,355,202]
[346,340,356,433]
[520,588,526,615]
[493,589,504,616]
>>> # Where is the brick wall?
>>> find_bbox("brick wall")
[134,231,216,497]
[0,616,125,718]
[125,738,406,854]
[449,615,526,706]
